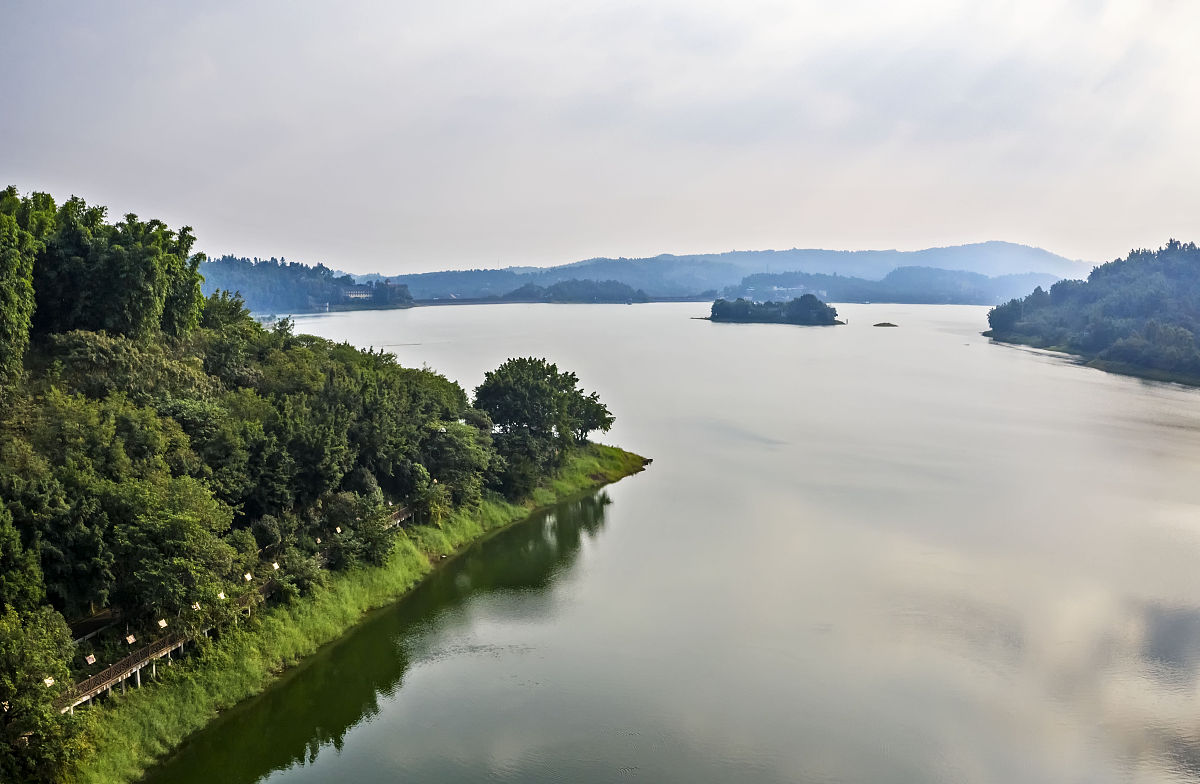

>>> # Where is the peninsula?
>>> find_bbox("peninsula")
[985,240,1200,384]
[0,186,647,783]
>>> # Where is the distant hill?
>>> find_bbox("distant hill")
[727,266,1062,305]
[986,240,1200,382]
[200,256,412,313]
[498,279,650,304]
[386,242,1085,299]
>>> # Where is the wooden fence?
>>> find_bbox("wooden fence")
[54,505,412,714]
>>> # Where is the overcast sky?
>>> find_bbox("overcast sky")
[2,0,1197,272]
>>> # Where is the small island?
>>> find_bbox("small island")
[873,322,898,327]
[709,294,842,326]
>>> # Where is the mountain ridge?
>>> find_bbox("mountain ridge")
[376,241,1087,299]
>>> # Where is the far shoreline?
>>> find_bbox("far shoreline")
[984,331,1200,388]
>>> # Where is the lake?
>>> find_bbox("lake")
[142,303,1200,784]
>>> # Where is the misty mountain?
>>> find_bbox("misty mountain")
[728,267,1063,305]
[384,241,1086,299]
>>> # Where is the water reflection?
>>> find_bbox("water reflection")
[141,491,613,784]
[146,303,1200,784]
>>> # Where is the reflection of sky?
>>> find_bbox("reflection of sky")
[244,305,1200,783]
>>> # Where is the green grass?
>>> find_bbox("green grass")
[71,443,647,784]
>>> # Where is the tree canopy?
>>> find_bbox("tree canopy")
[474,358,613,496]
[0,186,616,778]
[986,240,1200,379]
[710,294,841,326]
[199,255,412,314]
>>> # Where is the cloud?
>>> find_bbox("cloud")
[1,0,1197,271]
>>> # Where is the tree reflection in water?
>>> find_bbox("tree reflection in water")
[140,490,613,784]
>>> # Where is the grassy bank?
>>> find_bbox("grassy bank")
[72,444,647,784]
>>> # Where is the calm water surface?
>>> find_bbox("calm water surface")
[144,303,1200,783]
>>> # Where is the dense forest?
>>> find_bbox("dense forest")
[726,266,1060,305]
[986,241,1200,379]
[200,256,412,313]
[710,295,841,326]
[0,187,614,780]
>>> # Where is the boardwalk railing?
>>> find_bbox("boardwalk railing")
[55,505,413,713]
[55,633,187,713]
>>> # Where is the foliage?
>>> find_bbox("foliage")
[0,186,40,391]
[0,505,45,612]
[986,240,1200,379]
[199,256,412,314]
[0,507,77,783]
[710,294,840,325]
[0,186,621,777]
[0,605,78,784]
[474,358,614,497]
[73,443,644,784]
[20,194,204,340]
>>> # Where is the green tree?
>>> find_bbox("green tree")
[419,420,494,506]
[0,188,39,390]
[567,391,614,443]
[0,605,77,784]
[474,358,613,496]
[0,507,44,613]
[109,477,236,622]
[31,196,204,340]
[0,503,76,784]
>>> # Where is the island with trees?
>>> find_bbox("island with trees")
[709,294,842,326]
[0,186,645,783]
[986,240,1200,383]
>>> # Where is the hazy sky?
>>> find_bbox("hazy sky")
[3,0,1197,272]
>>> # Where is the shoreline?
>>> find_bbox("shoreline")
[250,297,714,319]
[983,331,1200,387]
[74,444,649,784]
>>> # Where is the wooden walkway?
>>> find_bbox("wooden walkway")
[55,633,188,713]
[54,505,412,714]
